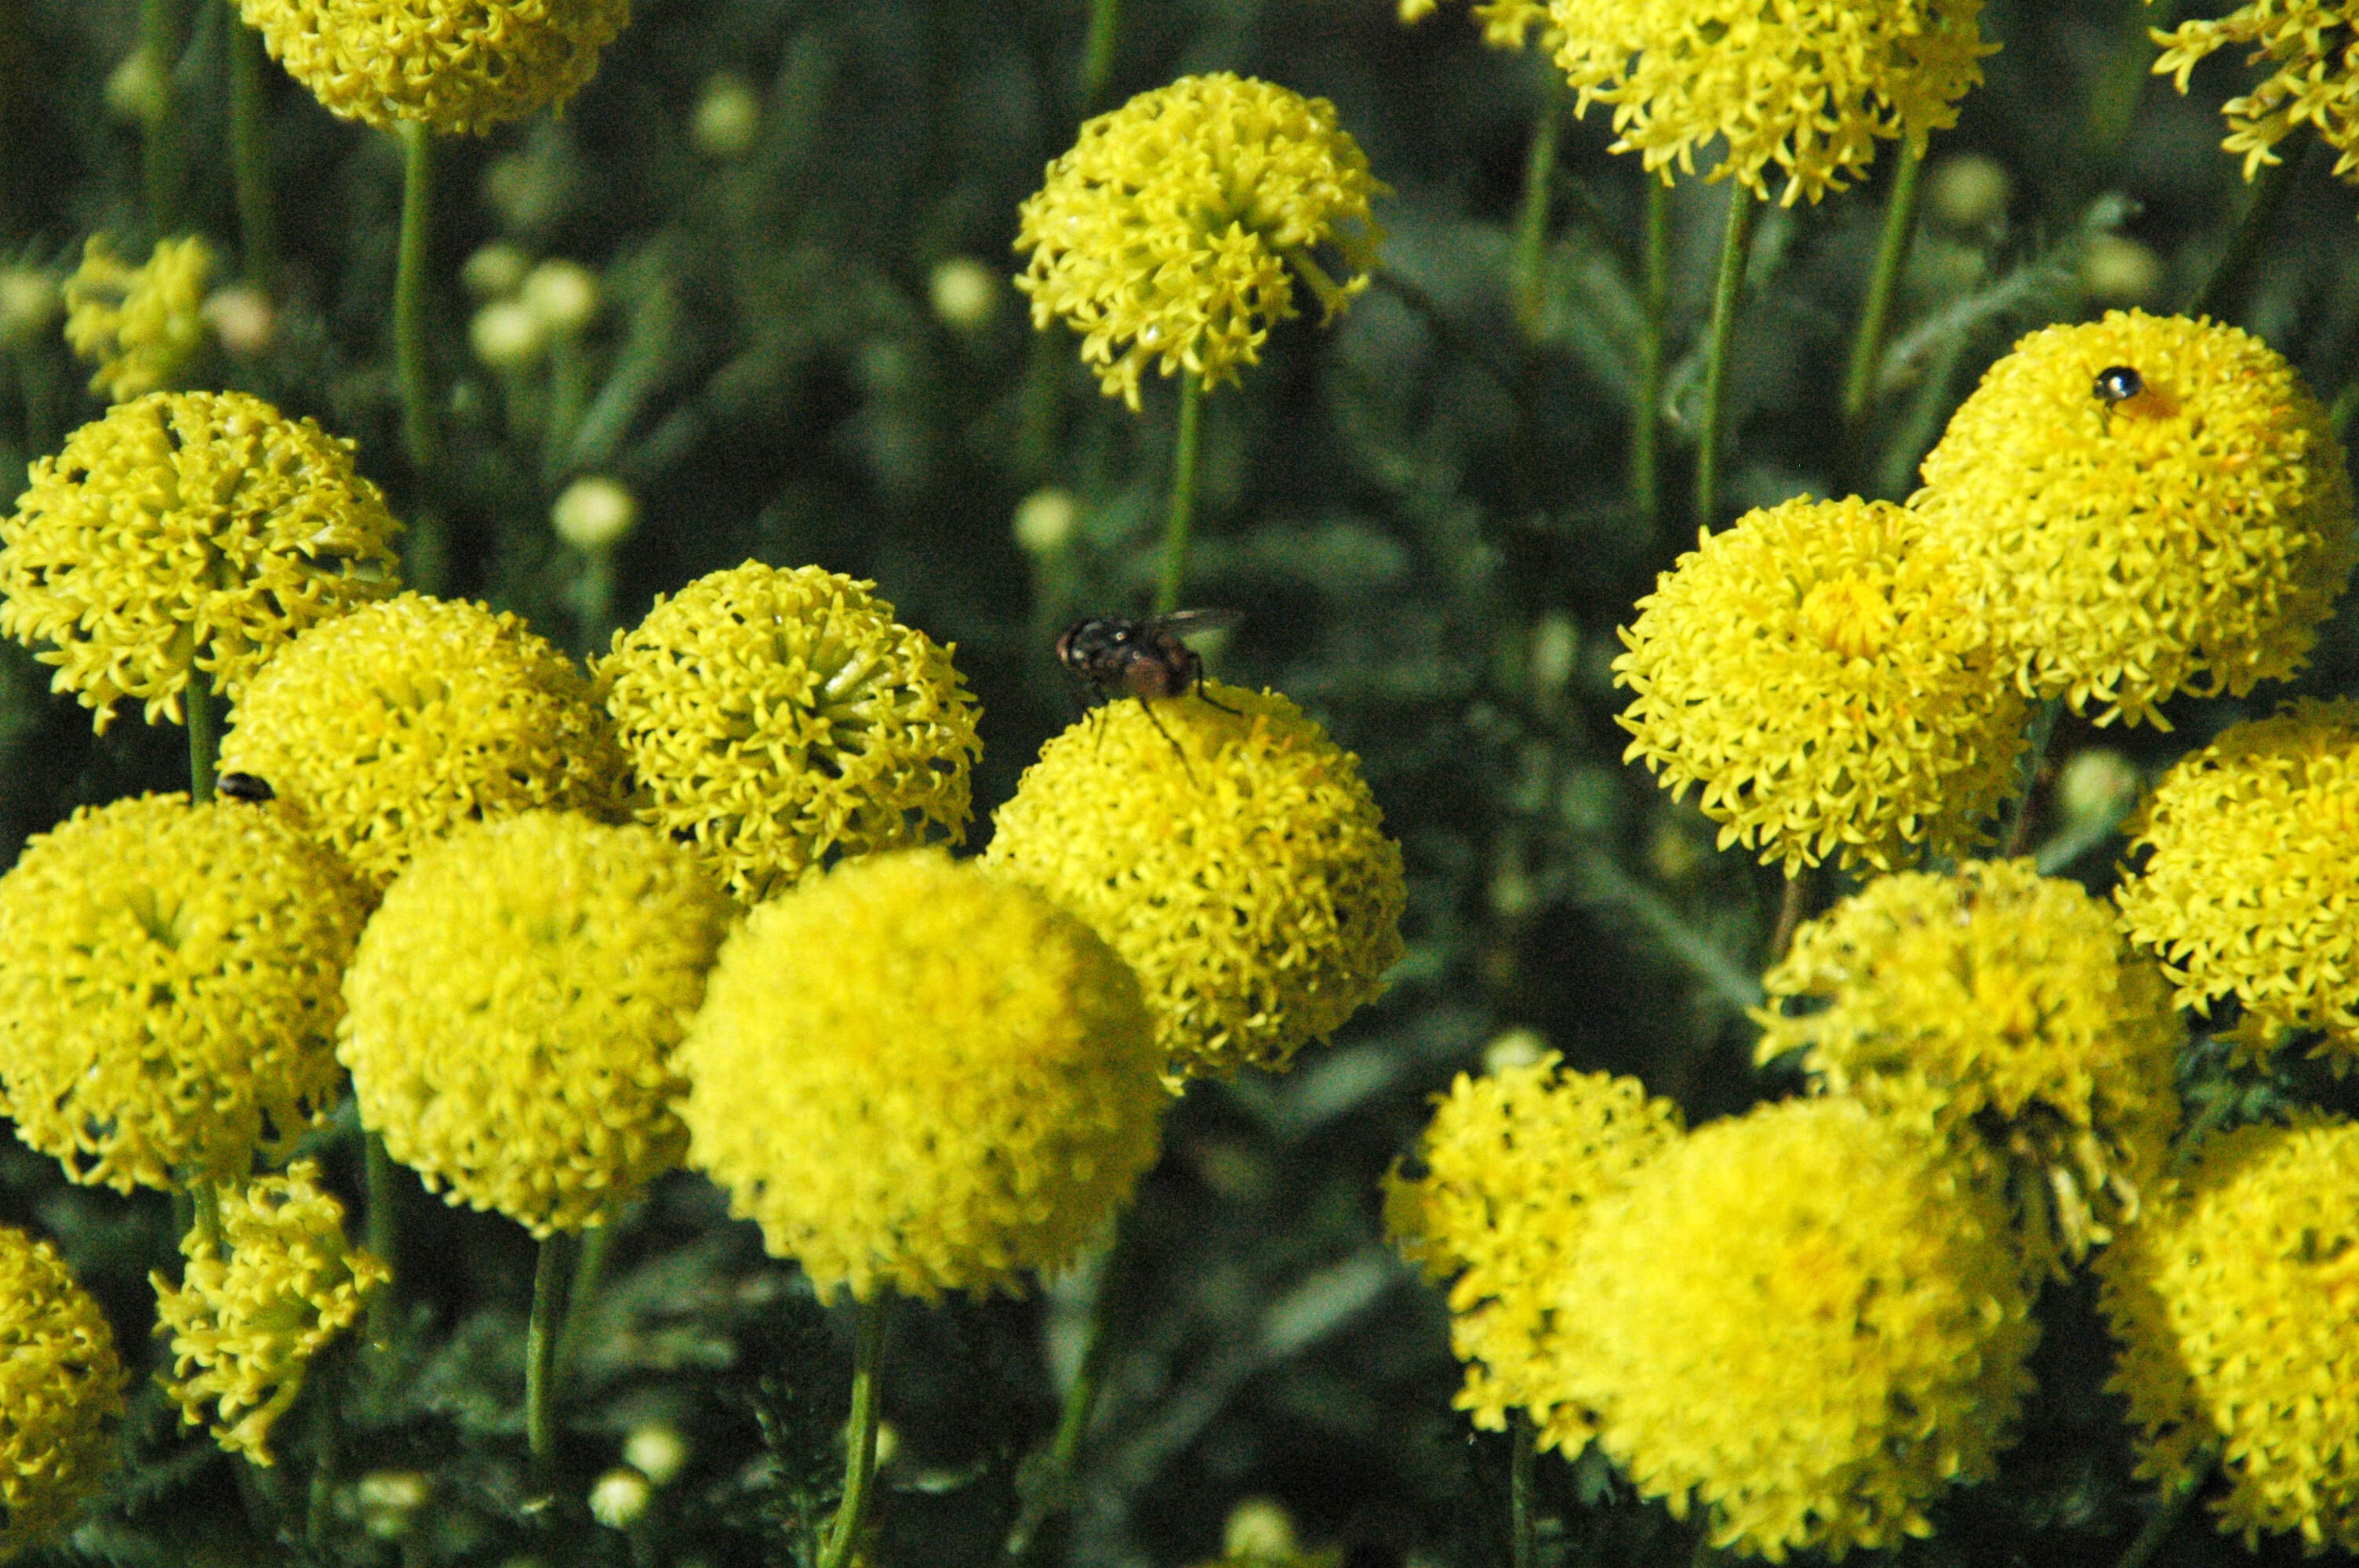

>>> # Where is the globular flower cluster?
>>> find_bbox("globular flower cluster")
[2099,1116,2359,1552]
[597,562,983,904]
[1911,310,2356,726]
[1015,74,1385,409]
[2117,698,2359,1065]
[1615,495,2027,876]
[237,0,634,135]
[0,1225,124,1560]
[678,850,1166,1302]
[152,1163,389,1465]
[339,814,731,1236]
[1547,0,1991,204]
[983,683,1406,1082]
[1548,1098,2037,1562]
[0,390,402,731]
[219,594,628,889]
[2153,0,2359,185]
[60,234,213,401]
[0,794,369,1192]
[1759,860,2183,1269]
[1383,1056,1682,1453]
[1398,0,1555,49]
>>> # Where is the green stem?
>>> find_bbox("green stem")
[1078,0,1121,118]
[1998,698,2064,860]
[1001,1225,1133,1563]
[189,1178,224,1262]
[184,667,219,801]
[2086,0,2177,172]
[524,1229,581,1499]
[140,0,184,232]
[2188,134,2306,323]
[363,1131,400,1348]
[552,1214,616,1381]
[393,120,440,477]
[1632,178,1670,535]
[1837,142,1925,489]
[1509,97,1561,338]
[1767,871,1808,966]
[2113,1453,2213,1568]
[1695,187,1757,532]
[818,1294,889,1568]
[227,5,278,289]
[1507,1411,1536,1568]
[1154,369,1203,615]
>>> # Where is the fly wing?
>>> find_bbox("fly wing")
[1144,608,1244,641]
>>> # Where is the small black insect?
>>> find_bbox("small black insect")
[1056,610,1242,768]
[215,771,275,804]
[2094,365,2146,405]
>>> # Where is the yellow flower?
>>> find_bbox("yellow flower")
[2117,698,2359,1064]
[1398,0,1556,49]
[0,1225,125,1559]
[2099,1116,2359,1552]
[0,390,402,733]
[0,794,368,1193]
[219,594,628,890]
[1383,1055,1682,1454]
[236,0,634,136]
[2153,0,2359,184]
[1911,310,2357,727]
[1758,860,2183,1270]
[678,850,1165,1302]
[1547,1098,2036,1563]
[339,813,730,1237]
[151,1161,388,1465]
[982,683,1405,1083]
[1547,0,1991,205]
[1014,74,1386,410]
[595,562,983,905]
[1614,495,2028,876]
[61,234,213,401]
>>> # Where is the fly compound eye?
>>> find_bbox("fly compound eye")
[2093,365,2145,405]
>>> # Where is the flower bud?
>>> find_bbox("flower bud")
[471,300,549,369]
[521,260,599,335]
[929,258,999,332]
[355,1472,431,1538]
[463,242,533,299]
[692,73,761,158]
[552,477,639,553]
[1012,488,1078,556]
[1925,154,2011,231]
[0,267,60,352]
[203,285,278,359]
[587,1467,652,1530]
[2081,234,2165,308]
[1481,1027,1550,1076]
[104,51,165,124]
[2057,748,2142,826]
[623,1421,689,1487]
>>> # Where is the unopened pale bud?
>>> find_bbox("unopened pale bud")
[203,285,277,359]
[2081,234,2165,308]
[463,242,533,299]
[1223,1497,1299,1558]
[929,258,999,332]
[1481,1027,1549,1076]
[355,1471,431,1538]
[471,300,548,369]
[1012,488,1078,556]
[0,268,60,352]
[2059,749,2142,824]
[553,478,638,552]
[623,1422,689,1487]
[1925,154,2011,231]
[1528,612,1578,695]
[104,51,165,125]
[587,1467,652,1530]
[521,260,599,335]
[692,74,761,158]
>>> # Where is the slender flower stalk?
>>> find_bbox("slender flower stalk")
[523,1230,580,1495]
[1078,0,1121,116]
[2111,1450,2213,1568]
[1997,699,2063,858]
[1509,1411,1538,1568]
[1632,180,1669,534]
[227,5,278,289]
[818,1295,889,1568]
[394,122,439,477]
[1510,98,1562,337]
[141,0,185,228]
[1156,371,1205,614]
[1694,189,1756,531]
[364,1133,399,1347]
[1837,142,1925,489]
[184,668,219,802]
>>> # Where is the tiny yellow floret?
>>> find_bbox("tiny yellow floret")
[0,1225,125,1560]
[1758,860,2183,1271]
[2099,1116,2359,1552]
[1548,1098,2037,1563]
[596,561,983,905]
[152,1162,389,1465]
[678,850,1166,1302]
[1910,310,2357,727]
[1398,0,1555,49]
[1015,74,1386,410]
[339,813,731,1237]
[61,234,214,401]
[236,0,634,136]
[1614,495,2028,876]
[0,390,403,733]
[983,682,1405,1083]
[219,594,628,890]
[2151,0,2359,186]
[1383,1054,1682,1454]
[1547,0,1992,205]
[2117,697,2359,1065]
[0,794,369,1192]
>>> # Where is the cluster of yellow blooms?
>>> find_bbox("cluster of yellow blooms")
[2152,0,2359,186]
[60,235,216,401]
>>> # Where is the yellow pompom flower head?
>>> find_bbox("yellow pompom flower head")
[2117,698,2359,1065]
[2153,0,2359,187]
[678,849,1166,1302]
[339,813,731,1237]
[1910,310,2357,727]
[597,562,983,905]
[1015,74,1386,410]
[237,0,634,135]
[61,233,215,401]
[152,1162,389,1465]
[219,593,627,890]
[1758,860,2184,1271]
[0,390,403,734]
[0,1225,125,1559]
[2099,1116,2359,1552]
[983,682,1405,1083]
[1547,0,1991,204]
[1544,1098,2037,1562]
[1615,495,2028,876]
[0,794,369,1192]
[1383,1054,1682,1454]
